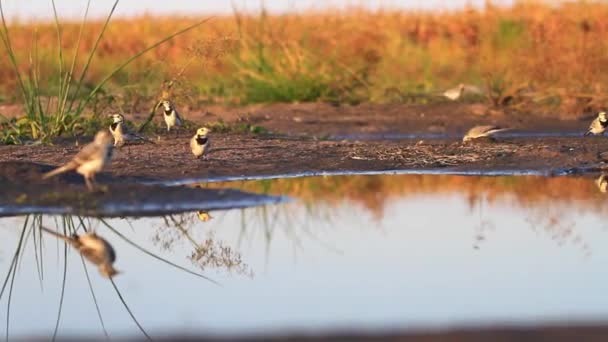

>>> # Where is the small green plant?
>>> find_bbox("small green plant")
[0,0,211,143]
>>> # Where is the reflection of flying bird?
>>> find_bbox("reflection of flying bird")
[42,131,113,190]
[109,113,154,147]
[158,100,183,132]
[585,111,608,136]
[197,211,213,222]
[596,174,608,193]
[40,226,119,278]
[443,83,483,101]
[190,127,211,159]
[463,125,510,142]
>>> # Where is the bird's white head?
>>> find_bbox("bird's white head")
[111,113,124,124]
[599,111,607,122]
[94,131,113,145]
[196,127,210,137]
[160,100,172,111]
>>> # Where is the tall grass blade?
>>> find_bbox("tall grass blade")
[76,17,214,115]
[5,246,20,342]
[81,257,109,340]
[0,0,31,114]
[51,0,65,109]
[0,218,28,301]
[52,241,68,341]
[109,278,152,341]
[67,0,119,114]
[60,0,91,116]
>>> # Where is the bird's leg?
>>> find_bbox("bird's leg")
[84,176,94,191]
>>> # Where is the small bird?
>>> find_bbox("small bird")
[40,226,119,278]
[42,131,113,190]
[596,174,608,193]
[190,127,211,159]
[462,125,510,142]
[159,100,183,133]
[585,111,608,136]
[443,83,483,101]
[197,211,213,222]
[109,113,153,147]
[443,83,465,100]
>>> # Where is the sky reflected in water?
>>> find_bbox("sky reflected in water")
[1,174,608,339]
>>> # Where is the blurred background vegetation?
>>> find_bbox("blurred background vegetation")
[2,0,608,145]
[1,2,607,111]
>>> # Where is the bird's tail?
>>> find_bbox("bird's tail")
[42,163,73,179]
[39,226,75,243]
[584,131,592,137]
[488,128,512,135]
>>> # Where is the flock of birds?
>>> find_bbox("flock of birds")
[42,99,210,190]
[39,96,608,193]
[38,99,210,278]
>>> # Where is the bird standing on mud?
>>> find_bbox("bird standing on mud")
[39,226,119,278]
[585,111,608,136]
[443,83,465,100]
[462,125,510,142]
[443,83,483,101]
[42,130,113,191]
[190,127,210,159]
[109,113,153,147]
[159,100,183,133]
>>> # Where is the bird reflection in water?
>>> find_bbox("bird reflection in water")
[40,226,119,278]
[595,174,608,193]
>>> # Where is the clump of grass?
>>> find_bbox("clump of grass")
[0,0,211,144]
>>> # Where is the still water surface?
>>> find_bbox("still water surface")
[1,174,607,339]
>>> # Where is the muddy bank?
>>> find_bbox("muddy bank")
[171,102,592,138]
[0,162,285,217]
[1,102,607,190]
[1,134,607,184]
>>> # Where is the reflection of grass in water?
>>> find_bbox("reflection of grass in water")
[152,214,254,277]
[0,214,222,340]
[207,176,602,257]
[209,175,608,220]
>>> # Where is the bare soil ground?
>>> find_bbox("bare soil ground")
[1,102,607,203]
[175,102,590,137]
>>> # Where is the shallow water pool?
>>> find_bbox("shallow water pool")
[1,174,608,339]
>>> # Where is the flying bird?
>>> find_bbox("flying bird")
[40,226,119,278]
[585,111,608,136]
[190,127,211,159]
[42,131,113,190]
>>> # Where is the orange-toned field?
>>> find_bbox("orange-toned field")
[1,2,608,114]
